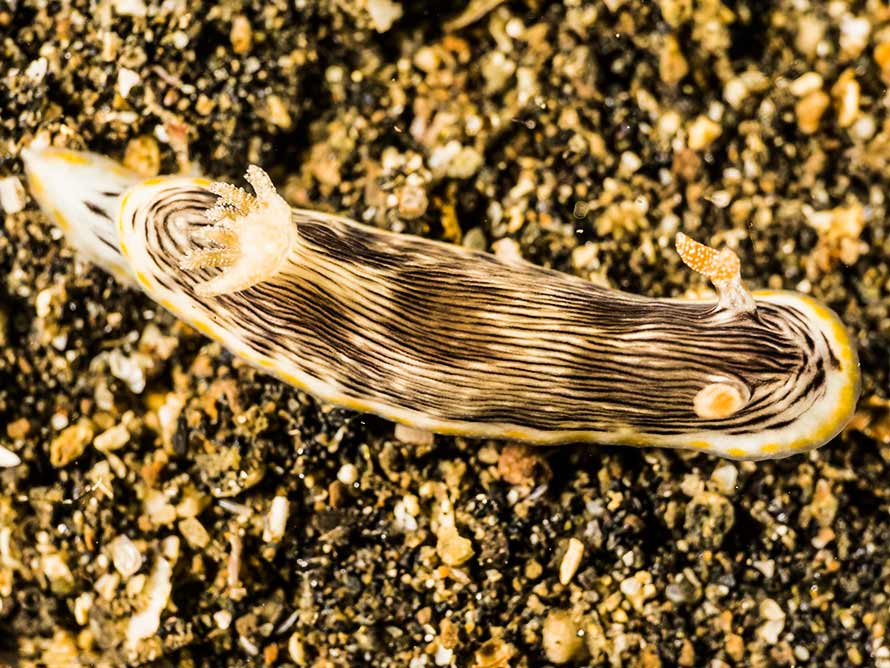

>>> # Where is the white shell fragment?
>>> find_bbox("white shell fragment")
[0,445,21,468]
[126,556,173,646]
[110,534,143,579]
[559,537,585,586]
[262,495,290,543]
[0,176,26,214]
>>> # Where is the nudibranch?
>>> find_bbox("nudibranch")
[19,146,860,461]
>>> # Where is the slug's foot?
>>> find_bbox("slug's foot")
[675,232,756,315]
[179,166,296,297]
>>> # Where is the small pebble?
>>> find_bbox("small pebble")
[178,517,210,549]
[126,557,172,645]
[366,0,403,32]
[230,15,252,54]
[214,610,232,631]
[558,537,584,586]
[436,526,474,566]
[262,495,290,543]
[659,34,688,84]
[0,176,26,214]
[93,422,130,453]
[795,90,830,134]
[394,424,435,446]
[709,463,738,496]
[112,0,147,16]
[757,598,786,644]
[397,185,429,219]
[123,136,161,178]
[541,610,583,664]
[41,553,74,593]
[839,15,871,60]
[447,146,484,179]
[687,116,722,150]
[0,445,20,468]
[832,70,861,128]
[110,535,143,578]
[116,67,140,98]
[337,463,358,485]
[50,420,94,468]
[789,72,823,97]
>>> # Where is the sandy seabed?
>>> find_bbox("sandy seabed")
[2,1,890,666]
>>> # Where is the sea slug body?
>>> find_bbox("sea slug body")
[19,146,861,461]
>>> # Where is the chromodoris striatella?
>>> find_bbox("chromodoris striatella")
[19,146,860,462]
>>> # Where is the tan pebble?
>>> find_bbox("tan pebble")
[558,537,584,585]
[397,184,429,219]
[43,630,79,666]
[795,90,830,134]
[658,0,692,27]
[366,0,403,32]
[812,526,835,549]
[723,77,748,109]
[73,592,94,626]
[757,598,786,644]
[288,633,306,665]
[93,422,130,453]
[42,553,75,593]
[795,16,825,58]
[497,443,547,486]
[687,116,722,150]
[542,610,583,664]
[789,72,823,97]
[725,633,744,661]
[618,151,642,176]
[659,34,688,85]
[447,146,484,179]
[162,535,180,562]
[196,94,215,116]
[473,638,516,668]
[678,638,695,666]
[112,0,146,17]
[585,619,607,662]
[805,479,838,528]
[144,489,177,526]
[230,15,252,54]
[214,610,232,630]
[263,95,292,129]
[110,534,143,578]
[436,526,474,566]
[620,571,655,611]
[0,176,26,214]
[6,417,30,440]
[336,463,358,485]
[178,517,210,549]
[874,42,890,81]
[263,495,290,543]
[832,69,860,128]
[123,135,161,177]
[50,420,94,468]
[94,572,120,601]
[394,424,434,447]
[709,462,738,496]
[116,67,140,98]
[413,46,440,73]
[491,238,523,263]
[840,15,871,60]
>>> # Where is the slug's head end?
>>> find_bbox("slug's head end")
[676,232,755,314]
[180,166,295,296]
